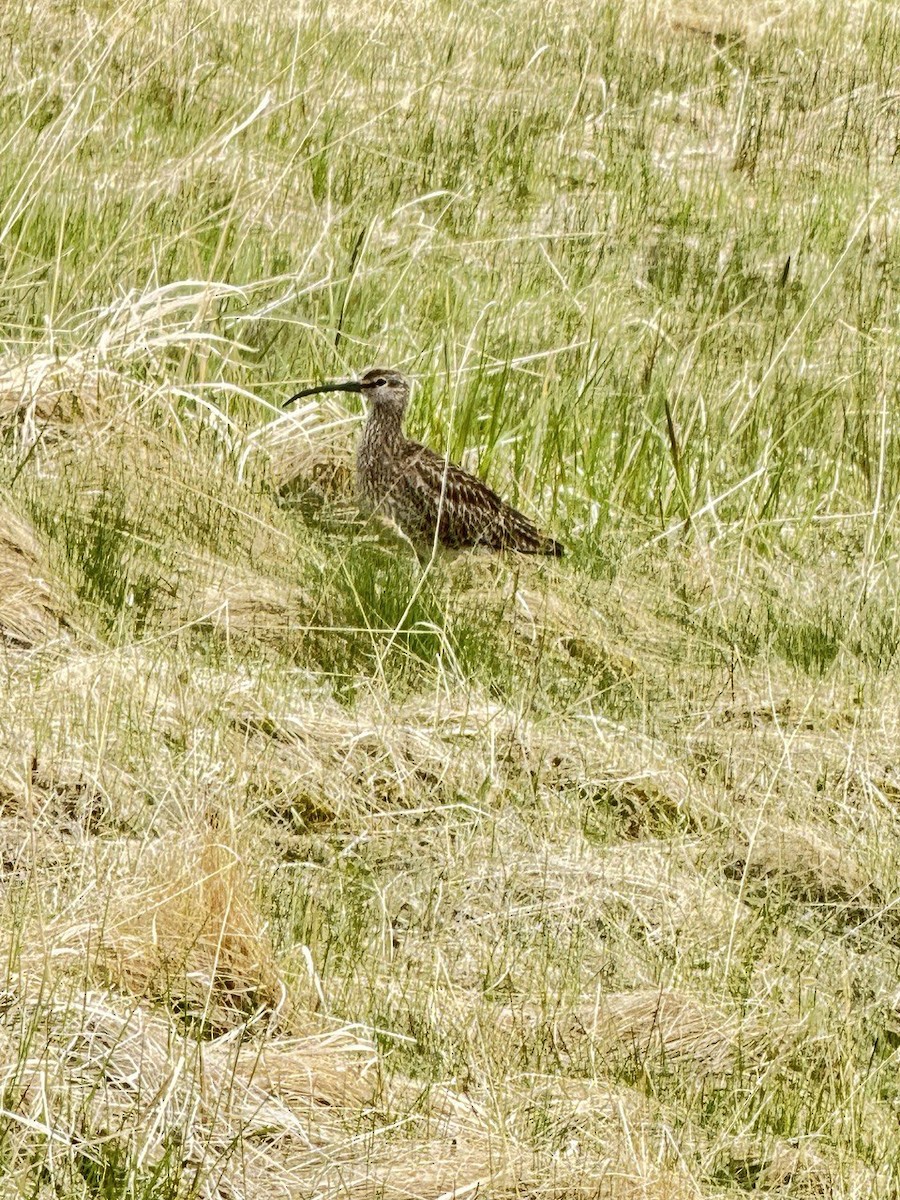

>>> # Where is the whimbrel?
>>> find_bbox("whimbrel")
[285,368,564,556]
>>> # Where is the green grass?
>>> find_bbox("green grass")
[0,0,899,1196]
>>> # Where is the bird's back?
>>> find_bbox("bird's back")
[365,437,563,556]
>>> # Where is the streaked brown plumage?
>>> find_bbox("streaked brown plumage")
[285,368,564,556]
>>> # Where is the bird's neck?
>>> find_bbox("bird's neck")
[362,403,405,453]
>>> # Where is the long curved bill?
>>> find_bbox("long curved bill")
[284,379,363,407]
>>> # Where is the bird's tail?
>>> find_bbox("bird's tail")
[537,535,565,557]
[501,507,565,556]
[521,532,565,557]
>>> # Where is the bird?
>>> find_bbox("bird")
[284,368,564,557]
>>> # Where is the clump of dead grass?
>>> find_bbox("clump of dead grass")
[66,829,292,1031]
[0,351,114,438]
[231,686,724,838]
[720,1135,880,1196]
[0,993,380,1200]
[497,982,780,1079]
[243,396,360,501]
[180,555,315,642]
[723,818,878,907]
[0,498,72,647]
[590,987,774,1074]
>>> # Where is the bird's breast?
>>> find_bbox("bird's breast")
[356,425,404,510]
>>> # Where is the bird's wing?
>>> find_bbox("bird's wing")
[397,444,562,554]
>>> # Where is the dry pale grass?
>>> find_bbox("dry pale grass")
[245,398,360,503]
[0,499,71,647]
[498,983,778,1077]
[0,352,112,436]
[723,818,879,907]
[2,622,851,1196]
[661,0,834,42]
[78,831,291,1029]
[0,638,761,1194]
[276,0,870,51]
[719,1135,881,1197]
[181,556,315,640]
[0,811,546,1199]
[2,597,896,1197]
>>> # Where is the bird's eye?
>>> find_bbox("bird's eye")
[374,377,387,387]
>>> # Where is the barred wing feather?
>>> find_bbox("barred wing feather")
[394,445,563,556]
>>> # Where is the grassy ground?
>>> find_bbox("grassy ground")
[0,0,899,1195]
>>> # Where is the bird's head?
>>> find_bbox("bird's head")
[285,367,410,420]
[357,368,409,419]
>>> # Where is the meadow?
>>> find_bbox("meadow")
[0,0,899,1195]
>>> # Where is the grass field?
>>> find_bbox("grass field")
[0,0,899,1195]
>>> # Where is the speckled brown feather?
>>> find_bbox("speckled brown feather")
[391,444,564,555]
